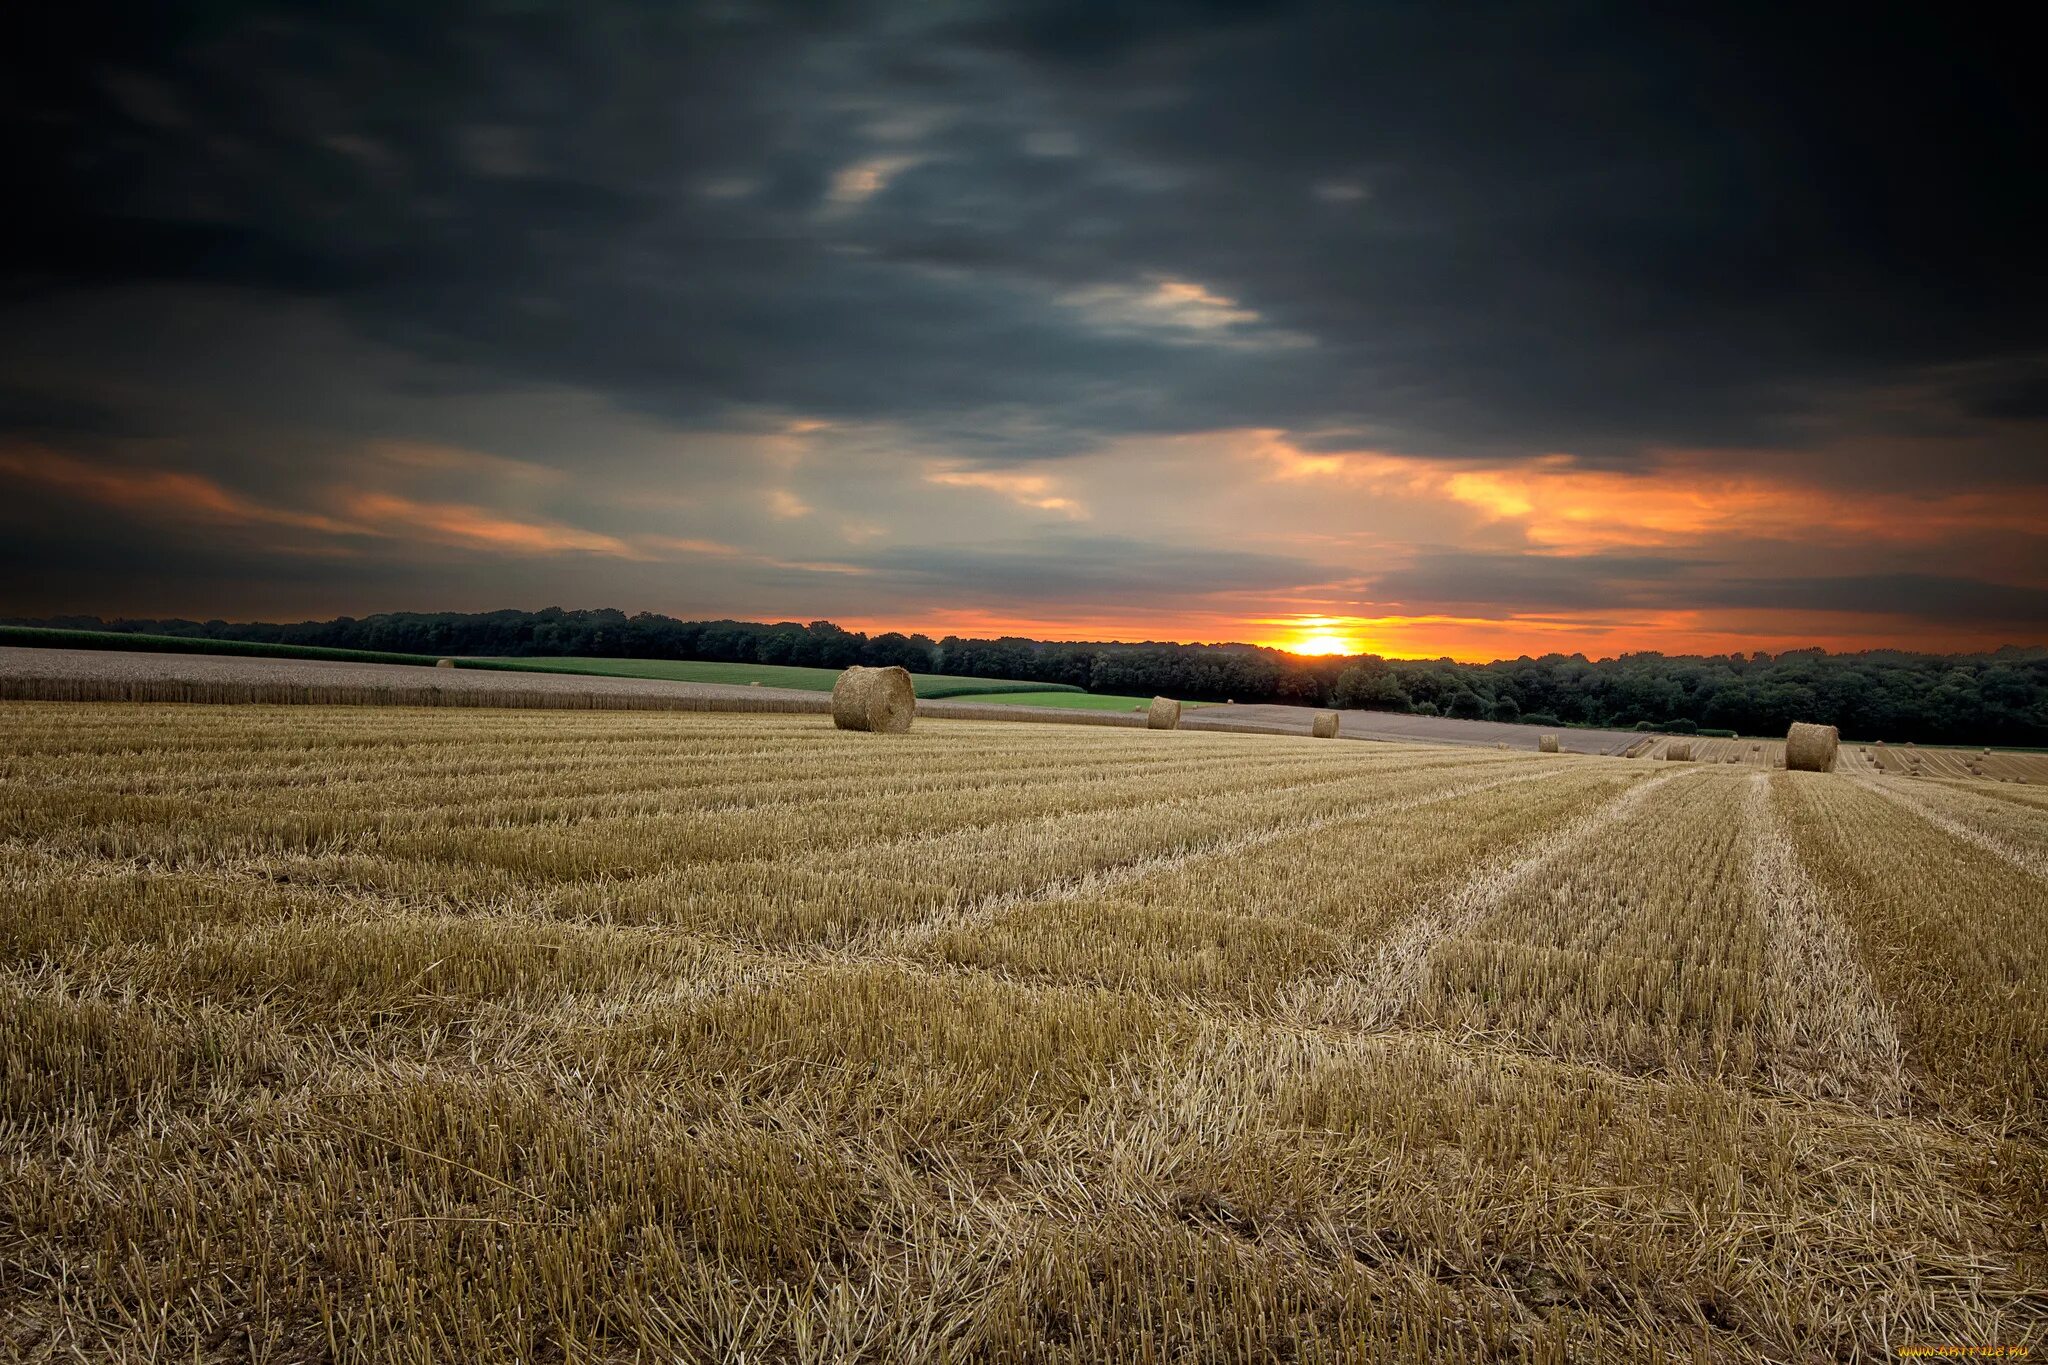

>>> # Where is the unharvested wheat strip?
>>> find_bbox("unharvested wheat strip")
[1851,775,2048,884]
[1283,766,1692,1029]
[881,763,1575,956]
[1748,775,1908,1110]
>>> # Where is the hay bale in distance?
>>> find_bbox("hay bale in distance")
[435,658,456,669]
[1785,721,1840,773]
[1538,734,1560,754]
[1311,711,1340,739]
[1667,741,1693,762]
[832,665,915,733]
[1147,696,1182,730]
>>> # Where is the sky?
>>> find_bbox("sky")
[3,1,2044,661]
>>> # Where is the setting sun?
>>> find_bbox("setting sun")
[1286,630,1363,657]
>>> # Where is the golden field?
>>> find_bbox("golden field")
[1,703,2044,1362]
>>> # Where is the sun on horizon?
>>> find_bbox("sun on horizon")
[1280,628,1366,657]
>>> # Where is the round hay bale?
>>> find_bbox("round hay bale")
[1311,711,1340,739]
[1133,704,1145,713]
[1666,741,1693,762]
[1538,734,1560,754]
[1785,721,1839,773]
[832,665,915,733]
[1497,742,1509,750]
[435,658,456,669]
[1147,696,1182,730]
[750,680,761,686]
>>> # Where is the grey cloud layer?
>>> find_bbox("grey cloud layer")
[12,0,2044,467]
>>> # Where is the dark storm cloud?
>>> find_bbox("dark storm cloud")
[0,387,132,441]
[0,488,418,618]
[9,0,2043,469]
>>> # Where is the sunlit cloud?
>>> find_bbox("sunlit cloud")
[824,155,921,208]
[341,491,640,557]
[0,445,362,537]
[1249,434,2048,553]
[366,440,566,485]
[639,535,744,558]
[768,558,875,576]
[925,466,1087,517]
[1058,277,1312,349]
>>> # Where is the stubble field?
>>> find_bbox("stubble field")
[2,703,2044,1362]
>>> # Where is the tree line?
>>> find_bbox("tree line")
[13,607,2046,745]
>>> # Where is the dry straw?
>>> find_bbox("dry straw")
[1146,696,1182,730]
[1666,741,1693,762]
[1785,721,1839,773]
[1311,711,1340,739]
[1538,734,1560,754]
[831,665,916,733]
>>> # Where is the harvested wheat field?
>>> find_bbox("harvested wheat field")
[2,703,2045,1362]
